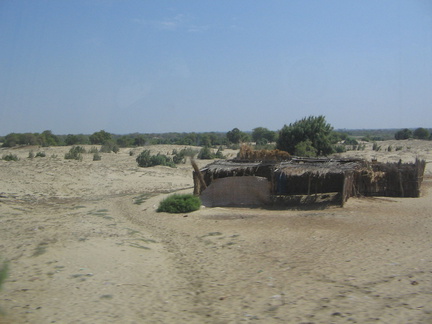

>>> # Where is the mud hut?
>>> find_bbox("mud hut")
[193,158,426,207]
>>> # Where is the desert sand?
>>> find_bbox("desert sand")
[0,140,431,324]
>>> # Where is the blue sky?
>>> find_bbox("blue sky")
[1,1,431,135]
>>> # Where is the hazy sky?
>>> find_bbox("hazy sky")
[1,1,431,135]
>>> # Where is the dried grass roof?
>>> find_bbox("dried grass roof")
[202,158,365,177]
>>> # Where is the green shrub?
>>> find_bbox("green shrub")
[214,146,225,159]
[2,154,19,161]
[172,148,198,164]
[0,260,8,290]
[65,146,85,161]
[198,146,215,159]
[344,137,358,145]
[35,151,46,157]
[157,194,201,213]
[372,142,381,151]
[136,150,151,167]
[136,150,175,168]
[93,152,102,161]
[334,145,347,153]
[151,153,175,167]
[100,141,119,153]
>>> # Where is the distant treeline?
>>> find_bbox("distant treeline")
[1,126,431,150]
[338,128,432,141]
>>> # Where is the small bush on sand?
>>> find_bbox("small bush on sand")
[28,150,35,159]
[2,154,19,161]
[334,145,346,153]
[197,146,214,159]
[0,260,8,290]
[157,194,201,213]
[172,148,198,164]
[65,146,85,161]
[35,151,46,157]
[93,152,102,161]
[372,142,381,151]
[136,150,175,168]
[100,141,119,153]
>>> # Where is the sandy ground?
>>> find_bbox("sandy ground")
[0,141,431,324]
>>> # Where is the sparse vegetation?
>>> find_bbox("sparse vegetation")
[157,194,201,213]
[93,152,102,161]
[89,146,99,154]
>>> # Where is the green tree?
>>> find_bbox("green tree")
[39,130,59,146]
[89,130,112,144]
[294,139,317,157]
[395,128,412,140]
[116,136,134,147]
[413,127,430,140]
[65,134,80,145]
[252,127,276,143]
[226,128,242,144]
[276,115,334,156]
[2,133,20,147]
[133,135,146,146]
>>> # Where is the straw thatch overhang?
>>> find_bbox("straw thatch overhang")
[193,158,426,207]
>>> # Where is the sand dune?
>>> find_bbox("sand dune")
[0,141,431,323]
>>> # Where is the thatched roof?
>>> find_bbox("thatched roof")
[201,158,365,178]
[277,160,364,177]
